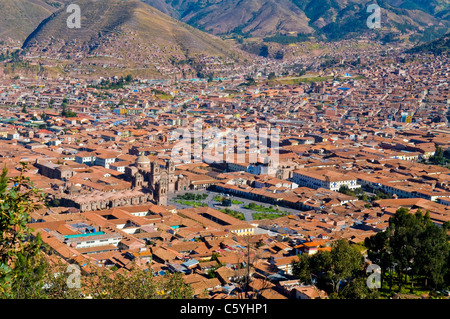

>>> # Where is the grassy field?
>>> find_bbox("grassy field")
[242,202,290,220]
[219,208,245,221]
[174,200,208,207]
[173,193,209,207]
[213,195,243,205]
[252,212,287,220]
[244,202,281,212]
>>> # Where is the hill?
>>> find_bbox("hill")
[0,0,63,44]
[20,0,247,78]
[142,0,450,41]
[407,32,450,54]
[143,0,315,37]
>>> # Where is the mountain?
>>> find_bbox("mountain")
[143,0,315,37]
[407,32,450,54]
[386,0,450,18]
[293,0,449,41]
[0,0,63,44]
[20,0,246,78]
[2,0,448,49]
[141,0,450,41]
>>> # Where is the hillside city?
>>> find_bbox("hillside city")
[1,0,450,301]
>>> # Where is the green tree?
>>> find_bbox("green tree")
[125,74,133,83]
[162,272,194,299]
[416,222,449,289]
[61,104,77,118]
[430,146,445,165]
[259,45,269,58]
[40,262,83,299]
[49,198,60,207]
[366,207,450,293]
[298,68,306,77]
[365,231,392,290]
[338,277,380,299]
[388,208,425,291]
[244,76,256,86]
[292,253,312,284]
[247,202,257,209]
[293,240,364,296]
[326,240,364,294]
[0,164,48,298]
[83,265,193,299]
[274,50,284,60]
[338,185,356,197]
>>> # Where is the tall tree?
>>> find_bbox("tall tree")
[293,239,364,296]
[338,277,380,299]
[430,146,444,165]
[364,230,392,290]
[292,253,312,284]
[417,223,449,289]
[326,239,364,294]
[366,207,450,293]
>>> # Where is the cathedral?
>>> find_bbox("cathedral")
[125,153,189,206]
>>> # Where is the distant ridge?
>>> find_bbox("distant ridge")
[142,0,450,41]
[407,32,450,54]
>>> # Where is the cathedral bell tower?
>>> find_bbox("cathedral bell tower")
[156,176,168,206]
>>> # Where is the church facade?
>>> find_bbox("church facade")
[125,153,190,206]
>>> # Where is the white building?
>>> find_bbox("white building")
[292,169,360,191]
[64,232,122,249]
[75,152,96,165]
[95,154,117,169]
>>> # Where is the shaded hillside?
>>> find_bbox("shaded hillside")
[142,0,450,41]
[142,0,315,37]
[407,32,450,54]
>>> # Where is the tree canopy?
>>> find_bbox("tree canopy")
[292,239,365,297]
[365,207,450,292]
